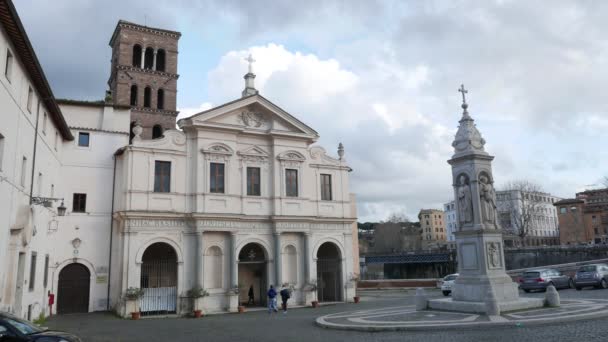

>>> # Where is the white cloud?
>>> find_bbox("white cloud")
[177,102,214,122]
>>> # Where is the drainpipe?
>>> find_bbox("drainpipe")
[28,102,41,204]
[107,148,124,310]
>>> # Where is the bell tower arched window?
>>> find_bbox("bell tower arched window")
[132,45,142,67]
[156,49,166,72]
[144,47,154,69]
[152,125,163,139]
[130,85,138,106]
[157,89,164,110]
[143,87,151,108]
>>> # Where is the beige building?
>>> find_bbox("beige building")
[418,209,446,246]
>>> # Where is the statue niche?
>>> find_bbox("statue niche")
[456,174,473,228]
[479,173,498,228]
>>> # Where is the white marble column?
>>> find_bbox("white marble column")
[274,232,281,286]
[230,232,238,288]
[197,232,204,287]
[303,232,311,283]
[152,49,158,70]
[140,50,145,69]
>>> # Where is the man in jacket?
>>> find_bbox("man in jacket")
[280,286,291,314]
[267,285,278,314]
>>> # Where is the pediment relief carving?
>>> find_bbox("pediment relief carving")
[237,145,269,163]
[201,143,234,158]
[277,150,306,163]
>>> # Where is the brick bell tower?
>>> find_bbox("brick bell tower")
[108,20,181,140]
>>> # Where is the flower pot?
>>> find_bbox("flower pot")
[311,301,319,308]
[238,305,246,313]
[354,296,360,303]
[131,312,141,320]
[193,310,203,318]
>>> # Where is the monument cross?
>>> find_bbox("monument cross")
[458,84,468,104]
[245,54,255,74]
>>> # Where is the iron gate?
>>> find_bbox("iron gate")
[317,258,342,302]
[140,260,177,315]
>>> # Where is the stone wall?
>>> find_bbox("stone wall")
[504,245,608,270]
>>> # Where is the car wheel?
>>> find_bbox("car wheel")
[523,289,530,293]
[601,279,608,289]
[568,279,574,289]
[442,291,450,296]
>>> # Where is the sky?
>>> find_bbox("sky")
[14,0,608,222]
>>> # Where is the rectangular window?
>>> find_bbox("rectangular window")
[246,167,260,196]
[54,132,58,150]
[0,133,4,171]
[43,255,49,288]
[321,174,332,200]
[27,87,33,112]
[4,49,13,81]
[29,252,37,291]
[210,163,225,193]
[78,132,90,147]
[154,161,171,193]
[72,193,87,213]
[20,156,27,187]
[51,184,54,198]
[560,207,567,214]
[37,172,43,196]
[42,112,47,134]
[286,169,298,197]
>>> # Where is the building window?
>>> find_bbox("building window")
[72,193,87,213]
[51,184,54,198]
[321,174,332,200]
[27,87,33,112]
[37,172,43,196]
[20,156,27,187]
[42,112,47,134]
[29,252,37,291]
[285,169,298,197]
[154,161,171,193]
[246,167,261,196]
[54,132,58,150]
[4,49,13,81]
[0,133,4,171]
[157,89,164,109]
[144,87,151,107]
[152,125,163,139]
[156,49,166,71]
[78,132,90,147]
[130,85,138,106]
[560,207,566,214]
[132,44,142,67]
[43,255,49,288]
[210,163,225,193]
[144,47,154,69]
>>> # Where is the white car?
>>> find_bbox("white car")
[441,273,459,296]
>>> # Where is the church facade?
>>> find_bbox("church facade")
[0,1,358,320]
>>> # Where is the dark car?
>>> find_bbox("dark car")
[0,312,81,342]
[519,268,573,292]
[574,263,608,290]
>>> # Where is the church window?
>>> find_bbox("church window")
[130,85,138,106]
[144,47,154,69]
[321,174,332,200]
[246,167,260,196]
[27,87,33,112]
[132,44,142,67]
[72,193,87,212]
[210,163,225,193]
[156,49,166,72]
[4,49,13,82]
[152,125,163,139]
[143,87,151,108]
[157,89,164,109]
[285,169,298,197]
[78,132,90,147]
[154,161,171,193]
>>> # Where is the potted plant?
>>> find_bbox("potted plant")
[349,274,361,303]
[187,286,209,318]
[124,287,145,320]
[308,280,319,308]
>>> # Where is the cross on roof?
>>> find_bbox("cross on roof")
[245,54,255,74]
[458,84,468,104]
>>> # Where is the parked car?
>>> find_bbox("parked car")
[574,263,608,290]
[441,273,459,296]
[519,268,573,292]
[0,312,81,341]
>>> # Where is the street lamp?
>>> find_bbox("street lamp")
[30,197,66,217]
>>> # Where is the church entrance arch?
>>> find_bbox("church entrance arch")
[140,242,177,316]
[238,243,268,307]
[316,242,342,302]
[57,263,90,314]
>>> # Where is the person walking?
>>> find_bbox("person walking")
[267,285,278,314]
[248,285,255,305]
[280,285,291,314]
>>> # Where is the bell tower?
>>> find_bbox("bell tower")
[108,20,181,140]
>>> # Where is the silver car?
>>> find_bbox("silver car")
[519,268,573,293]
[574,264,608,290]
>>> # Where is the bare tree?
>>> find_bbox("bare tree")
[499,180,545,247]
[385,211,410,224]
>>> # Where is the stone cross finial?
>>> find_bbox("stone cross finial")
[245,54,255,74]
[458,84,468,104]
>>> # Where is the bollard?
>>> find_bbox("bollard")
[415,287,428,311]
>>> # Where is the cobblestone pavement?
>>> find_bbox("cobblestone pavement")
[45,288,608,342]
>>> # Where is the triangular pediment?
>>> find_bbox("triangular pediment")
[178,95,319,141]
[237,145,269,158]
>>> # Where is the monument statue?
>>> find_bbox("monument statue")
[487,242,499,268]
[479,175,497,227]
[457,175,473,227]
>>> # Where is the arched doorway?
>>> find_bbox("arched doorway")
[57,263,90,314]
[316,242,342,302]
[140,242,177,316]
[238,243,268,307]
